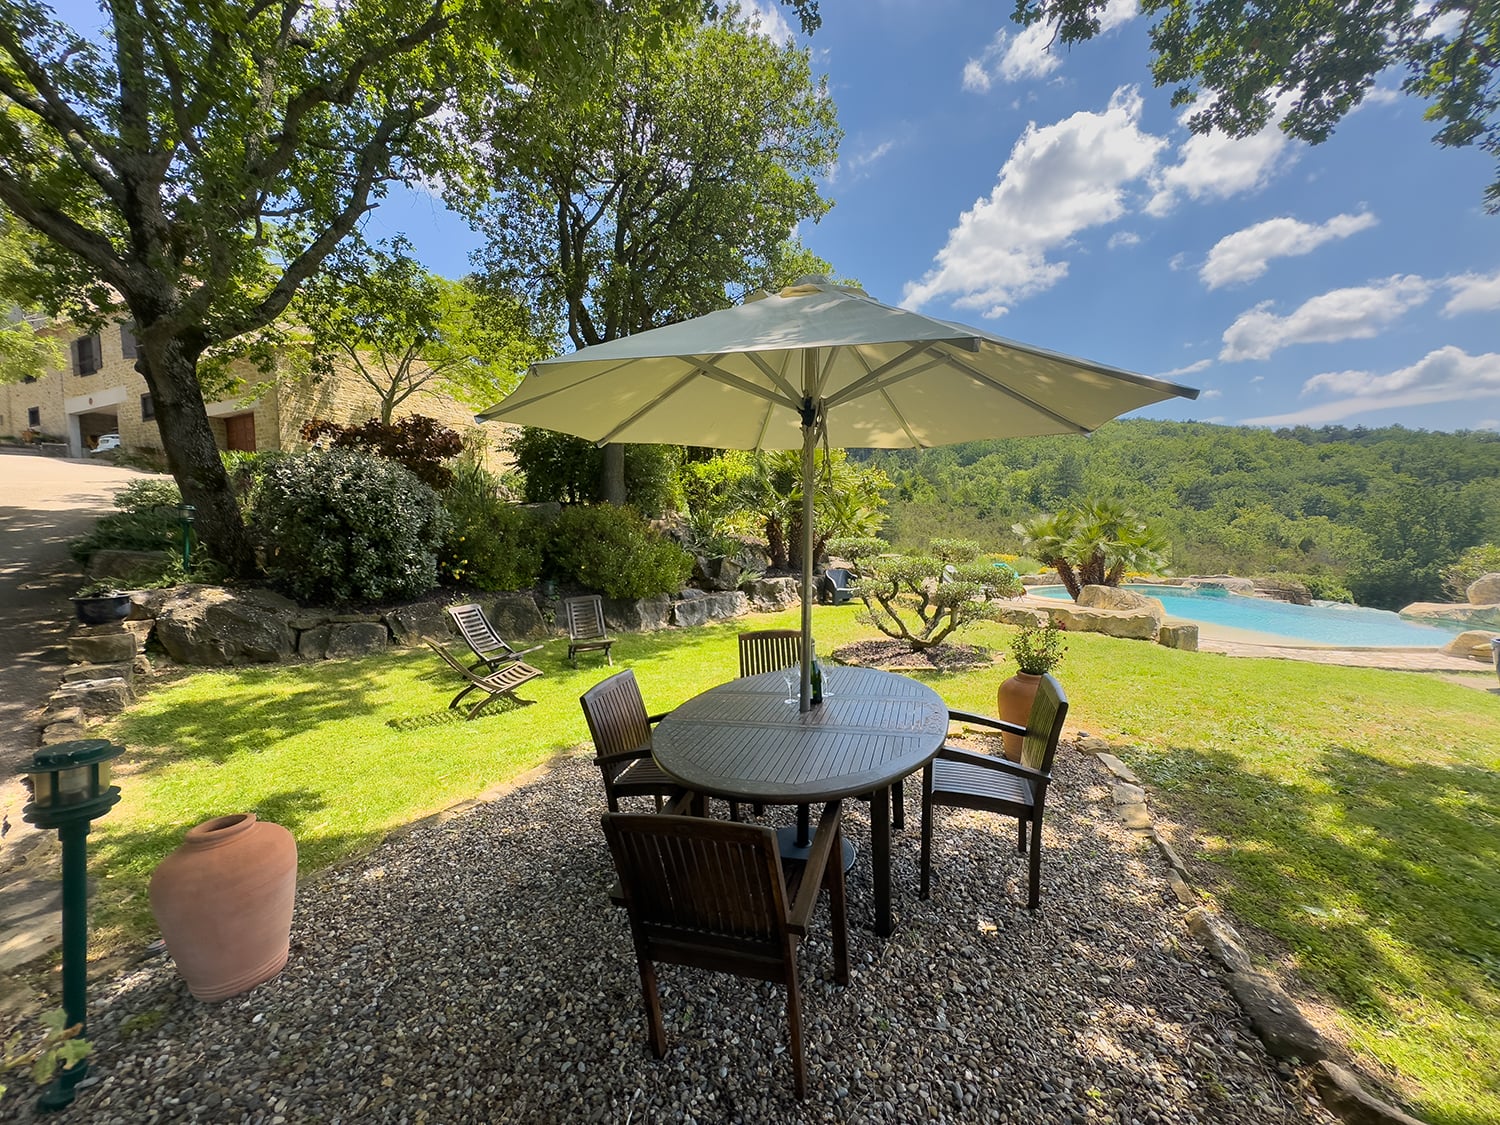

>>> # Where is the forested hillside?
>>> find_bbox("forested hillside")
[856,421,1500,609]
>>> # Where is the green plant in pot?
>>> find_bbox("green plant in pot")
[71,580,133,626]
[998,616,1066,760]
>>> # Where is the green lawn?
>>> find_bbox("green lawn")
[94,607,1499,1125]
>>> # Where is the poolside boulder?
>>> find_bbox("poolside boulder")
[1468,573,1500,604]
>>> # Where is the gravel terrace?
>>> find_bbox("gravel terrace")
[2,748,1336,1125]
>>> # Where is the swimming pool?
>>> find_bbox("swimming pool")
[1030,583,1459,648]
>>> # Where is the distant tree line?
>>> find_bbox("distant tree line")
[858,421,1500,609]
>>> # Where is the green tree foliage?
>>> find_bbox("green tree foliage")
[856,539,1019,651]
[0,0,774,576]
[302,416,464,491]
[439,457,544,591]
[1011,0,1500,210]
[544,505,693,599]
[250,450,446,604]
[0,207,62,384]
[507,428,680,516]
[454,11,840,502]
[1442,542,1500,601]
[297,238,549,423]
[1015,499,1170,599]
[862,420,1500,609]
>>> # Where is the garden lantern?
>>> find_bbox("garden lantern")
[176,503,196,570]
[21,739,124,1112]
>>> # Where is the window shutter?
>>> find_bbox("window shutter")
[121,323,138,359]
[74,335,100,375]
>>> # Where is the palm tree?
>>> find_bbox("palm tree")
[1015,499,1170,600]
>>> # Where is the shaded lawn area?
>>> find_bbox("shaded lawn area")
[93,606,1498,1125]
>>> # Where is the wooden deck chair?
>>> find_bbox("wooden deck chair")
[446,603,545,673]
[601,802,849,1100]
[563,594,615,667]
[428,641,542,719]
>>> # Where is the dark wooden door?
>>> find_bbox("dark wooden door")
[225,413,256,452]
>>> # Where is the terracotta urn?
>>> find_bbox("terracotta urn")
[997,672,1043,761]
[149,813,297,1001]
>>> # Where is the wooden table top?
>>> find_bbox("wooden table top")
[653,666,948,803]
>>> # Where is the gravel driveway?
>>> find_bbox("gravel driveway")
[2,747,1335,1125]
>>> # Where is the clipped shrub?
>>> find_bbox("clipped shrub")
[546,504,692,600]
[249,449,446,604]
[440,460,544,591]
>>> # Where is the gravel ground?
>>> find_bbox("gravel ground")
[2,747,1336,1125]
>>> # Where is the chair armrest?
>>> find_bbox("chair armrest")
[936,744,1051,784]
[646,712,668,726]
[947,708,1025,737]
[594,745,652,766]
[788,801,843,934]
[513,642,547,659]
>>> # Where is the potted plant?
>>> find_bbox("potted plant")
[998,616,1066,760]
[70,580,133,625]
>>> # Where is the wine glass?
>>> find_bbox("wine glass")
[783,662,800,705]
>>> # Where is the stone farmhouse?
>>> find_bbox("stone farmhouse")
[1,316,493,460]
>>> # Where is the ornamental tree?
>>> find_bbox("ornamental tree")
[856,540,1023,652]
[1014,498,1170,599]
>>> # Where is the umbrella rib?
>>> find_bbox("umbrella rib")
[594,363,711,445]
[746,352,802,402]
[942,351,1093,432]
[822,342,939,409]
[696,356,799,408]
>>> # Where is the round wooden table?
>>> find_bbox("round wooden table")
[653,666,947,936]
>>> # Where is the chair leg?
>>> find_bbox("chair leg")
[786,964,807,1100]
[1027,816,1043,911]
[1016,816,1028,854]
[919,767,934,900]
[729,801,742,822]
[753,802,766,817]
[637,959,666,1057]
[826,825,849,986]
[891,777,905,831]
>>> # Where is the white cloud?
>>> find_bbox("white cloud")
[1443,268,1500,316]
[1219,275,1434,361]
[1200,388,1223,398]
[1245,346,1500,425]
[740,0,795,42]
[1250,374,1265,383]
[963,0,1135,90]
[1160,358,1212,377]
[1168,252,1190,271]
[903,87,1166,316]
[1107,231,1140,250]
[1200,212,1378,289]
[1146,103,1296,216]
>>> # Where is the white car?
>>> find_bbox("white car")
[92,433,122,455]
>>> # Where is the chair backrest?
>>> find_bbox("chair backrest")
[1020,673,1070,774]
[580,670,653,775]
[447,603,506,655]
[825,567,851,587]
[738,630,804,678]
[564,595,609,642]
[601,813,793,961]
[428,639,476,681]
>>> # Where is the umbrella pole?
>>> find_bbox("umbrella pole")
[799,395,817,713]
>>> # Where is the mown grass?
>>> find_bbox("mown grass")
[93,607,1498,1125]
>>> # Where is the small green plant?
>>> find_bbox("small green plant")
[69,479,184,565]
[545,505,692,600]
[1,1008,90,1098]
[74,579,126,598]
[439,459,544,591]
[1009,616,1066,674]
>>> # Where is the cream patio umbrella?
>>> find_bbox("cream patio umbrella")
[481,278,1199,709]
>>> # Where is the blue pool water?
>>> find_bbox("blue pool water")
[1031,583,1459,648]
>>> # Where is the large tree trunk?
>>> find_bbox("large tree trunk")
[138,334,258,578]
[601,442,626,505]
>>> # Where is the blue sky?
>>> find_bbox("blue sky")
[370,0,1500,435]
[49,0,1500,433]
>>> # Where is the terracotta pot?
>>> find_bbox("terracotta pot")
[997,672,1043,761]
[149,814,297,1001]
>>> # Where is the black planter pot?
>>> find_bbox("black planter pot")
[72,593,133,625]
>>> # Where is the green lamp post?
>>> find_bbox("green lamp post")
[176,503,196,570]
[21,739,124,1112]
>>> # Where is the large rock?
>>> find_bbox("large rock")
[1252,579,1312,606]
[671,591,748,628]
[385,602,451,646]
[1157,622,1199,651]
[46,677,133,718]
[487,594,546,639]
[299,622,389,660]
[603,594,673,632]
[1186,574,1256,594]
[1468,572,1500,605]
[1226,971,1325,1062]
[744,577,800,611]
[994,602,1048,627]
[153,585,298,665]
[68,625,139,664]
[1077,584,1166,619]
[1046,603,1161,641]
[1442,629,1499,662]
[1398,601,1500,630]
[692,556,743,592]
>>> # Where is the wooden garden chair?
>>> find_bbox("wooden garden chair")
[562,594,615,667]
[445,603,545,673]
[601,801,849,1100]
[920,673,1069,910]
[427,641,542,719]
[579,669,679,812]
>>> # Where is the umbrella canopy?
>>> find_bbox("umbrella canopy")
[482,278,1199,707]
